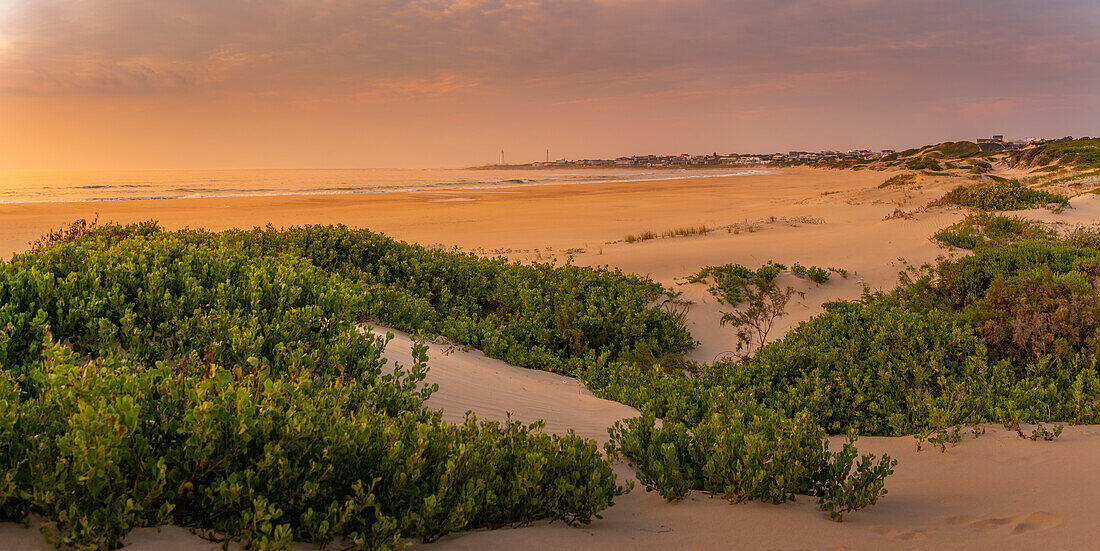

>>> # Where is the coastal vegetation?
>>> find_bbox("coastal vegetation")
[624,217,826,244]
[878,173,916,188]
[1039,170,1100,188]
[609,409,894,521]
[968,159,993,173]
[624,230,658,243]
[933,179,1069,211]
[682,261,840,308]
[932,213,1055,249]
[664,225,710,238]
[10,213,1100,545]
[905,157,942,171]
[1,224,665,548]
[682,261,789,306]
[790,263,833,283]
[1009,138,1100,171]
[624,225,711,243]
[600,233,1100,515]
[917,141,983,159]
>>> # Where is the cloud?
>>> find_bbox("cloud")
[3,0,1097,101]
[1,0,1098,168]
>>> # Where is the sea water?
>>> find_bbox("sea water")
[0,167,767,204]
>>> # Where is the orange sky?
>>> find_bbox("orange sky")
[1,0,1099,169]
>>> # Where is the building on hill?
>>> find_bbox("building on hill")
[977,135,1008,152]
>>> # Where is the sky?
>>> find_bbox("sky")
[1,0,1098,169]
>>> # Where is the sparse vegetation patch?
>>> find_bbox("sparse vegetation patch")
[878,173,917,188]
[932,213,1055,249]
[625,230,658,243]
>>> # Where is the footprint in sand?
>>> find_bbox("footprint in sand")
[869,525,936,541]
[945,512,1062,534]
[764,547,848,551]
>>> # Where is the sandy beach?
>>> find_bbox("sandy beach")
[4,167,1099,550]
[2,167,958,361]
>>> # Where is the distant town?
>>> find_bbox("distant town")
[487,135,1068,169]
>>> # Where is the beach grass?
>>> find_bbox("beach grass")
[624,230,658,243]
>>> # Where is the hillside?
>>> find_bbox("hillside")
[783,137,1100,199]
[1009,138,1100,171]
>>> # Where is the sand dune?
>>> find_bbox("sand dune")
[4,169,1100,550]
[370,327,638,445]
[413,424,1100,551]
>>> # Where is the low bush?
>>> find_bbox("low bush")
[932,213,1055,249]
[1,226,634,548]
[1062,226,1100,249]
[683,261,832,308]
[610,409,894,521]
[682,261,787,307]
[2,341,619,549]
[740,240,1100,434]
[934,179,1069,211]
[719,280,796,359]
[928,141,982,159]
[124,224,697,377]
[905,158,941,171]
[22,218,1100,533]
[1011,138,1100,171]
[608,238,1100,513]
[791,263,830,283]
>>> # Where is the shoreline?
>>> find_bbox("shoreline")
[0,167,838,259]
[0,167,769,206]
[1,166,956,363]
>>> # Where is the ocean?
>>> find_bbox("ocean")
[0,167,766,204]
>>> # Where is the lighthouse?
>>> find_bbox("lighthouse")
[500,149,505,166]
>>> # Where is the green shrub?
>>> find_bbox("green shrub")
[929,141,982,159]
[23,219,1100,534]
[1063,226,1100,249]
[932,213,1055,249]
[609,408,894,519]
[1,226,632,548]
[934,180,1069,211]
[791,263,830,283]
[739,241,1100,434]
[1,233,393,392]
[42,221,690,376]
[734,301,991,435]
[1012,139,1100,170]
[3,341,620,549]
[682,261,786,307]
[640,241,1100,436]
[905,158,942,171]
